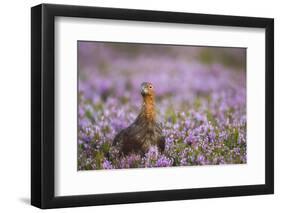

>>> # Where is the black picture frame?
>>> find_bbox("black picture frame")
[31,3,274,209]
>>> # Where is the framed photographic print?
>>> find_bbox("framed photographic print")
[31,3,274,209]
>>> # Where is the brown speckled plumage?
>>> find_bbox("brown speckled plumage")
[113,82,165,156]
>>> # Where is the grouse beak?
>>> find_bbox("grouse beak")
[141,84,148,96]
[141,86,148,96]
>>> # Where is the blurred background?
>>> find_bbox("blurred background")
[78,42,246,107]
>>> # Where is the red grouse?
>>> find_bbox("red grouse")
[113,82,165,156]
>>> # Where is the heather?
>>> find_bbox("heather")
[78,42,246,170]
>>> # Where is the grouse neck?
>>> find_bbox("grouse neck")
[142,94,156,122]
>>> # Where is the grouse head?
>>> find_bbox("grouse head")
[140,82,154,97]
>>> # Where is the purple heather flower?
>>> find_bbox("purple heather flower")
[208,131,216,143]
[184,119,191,129]
[145,146,159,159]
[197,155,205,164]
[102,160,113,169]
[156,156,173,167]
